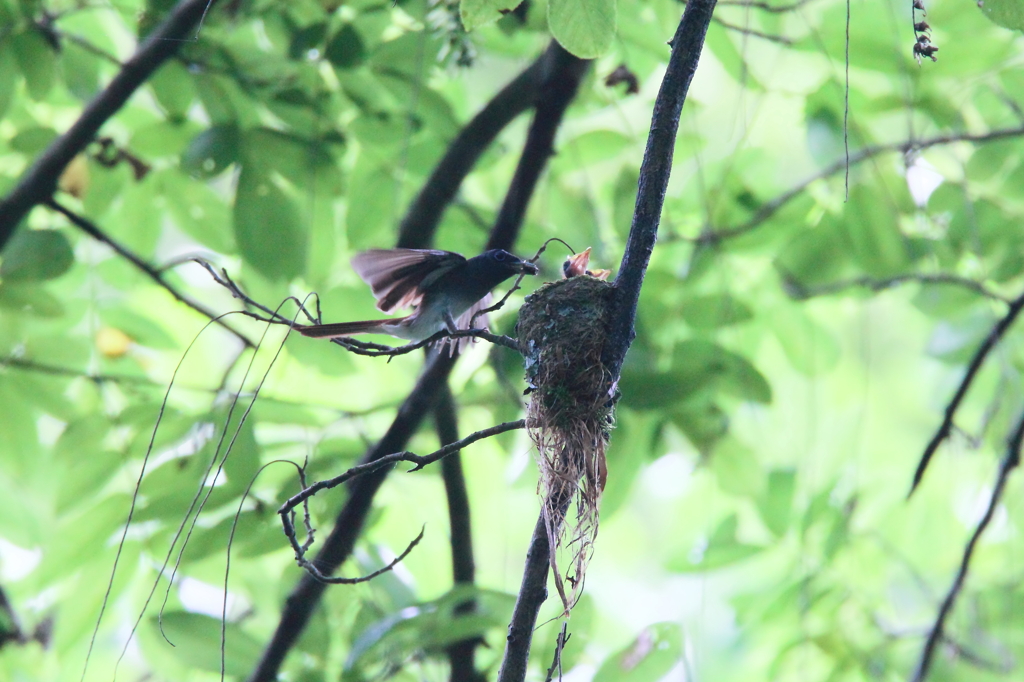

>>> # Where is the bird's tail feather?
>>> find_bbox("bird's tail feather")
[299,317,409,338]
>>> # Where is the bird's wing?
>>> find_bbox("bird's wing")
[351,249,466,313]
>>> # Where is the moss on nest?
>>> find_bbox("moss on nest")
[516,275,615,613]
[518,275,615,430]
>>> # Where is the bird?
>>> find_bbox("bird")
[562,247,611,280]
[299,248,539,344]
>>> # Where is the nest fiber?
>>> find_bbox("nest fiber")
[517,275,615,612]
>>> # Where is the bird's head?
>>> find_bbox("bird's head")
[481,249,540,276]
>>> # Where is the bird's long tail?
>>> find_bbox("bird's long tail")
[298,317,409,338]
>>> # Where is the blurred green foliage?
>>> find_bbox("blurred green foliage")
[1,0,1024,680]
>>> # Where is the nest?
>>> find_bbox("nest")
[517,275,615,613]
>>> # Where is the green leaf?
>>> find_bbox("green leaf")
[710,436,763,497]
[60,40,101,99]
[548,0,616,58]
[980,0,1024,31]
[150,61,195,118]
[233,165,307,280]
[669,514,766,572]
[153,612,263,676]
[601,410,660,519]
[775,219,855,289]
[326,23,367,69]
[9,126,58,155]
[0,282,64,317]
[163,171,235,254]
[461,0,524,30]
[11,28,56,100]
[757,469,796,537]
[1,229,74,282]
[842,185,911,277]
[0,44,16,120]
[181,125,240,179]
[98,307,178,349]
[346,587,515,672]
[680,293,753,329]
[771,304,840,375]
[346,160,395,249]
[593,622,682,682]
[706,23,763,91]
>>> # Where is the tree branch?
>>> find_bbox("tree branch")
[397,43,558,249]
[0,0,221,250]
[498,4,717,681]
[910,289,1024,495]
[47,200,255,348]
[488,43,590,252]
[278,419,525,518]
[434,385,485,682]
[248,352,459,682]
[910,409,1024,682]
[702,124,1024,245]
[781,271,1008,303]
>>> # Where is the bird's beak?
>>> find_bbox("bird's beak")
[563,247,592,278]
[515,259,540,275]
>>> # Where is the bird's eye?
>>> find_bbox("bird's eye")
[494,251,507,262]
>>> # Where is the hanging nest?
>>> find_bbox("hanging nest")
[517,274,616,613]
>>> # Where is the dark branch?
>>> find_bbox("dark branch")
[288,527,425,585]
[499,3,717,681]
[703,124,1024,245]
[909,289,1024,495]
[435,385,484,682]
[277,419,525,517]
[47,201,255,348]
[0,0,221,250]
[910,409,1024,682]
[247,353,459,682]
[488,44,590,252]
[397,44,555,249]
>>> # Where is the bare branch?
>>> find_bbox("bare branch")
[289,527,425,585]
[47,201,255,348]
[278,419,525,518]
[702,125,1024,245]
[716,0,819,12]
[782,271,1008,303]
[0,0,222,250]
[910,409,1024,682]
[910,289,1024,495]
[434,386,484,682]
[712,17,792,44]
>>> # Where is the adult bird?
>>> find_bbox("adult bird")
[299,248,539,343]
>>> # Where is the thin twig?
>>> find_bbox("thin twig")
[291,527,425,585]
[702,124,1024,244]
[543,624,570,682]
[910,409,1024,682]
[909,289,1024,495]
[716,0,818,12]
[46,201,255,348]
[278,419,525,518]
[782,272,1008,303]
[713,17,792,44]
